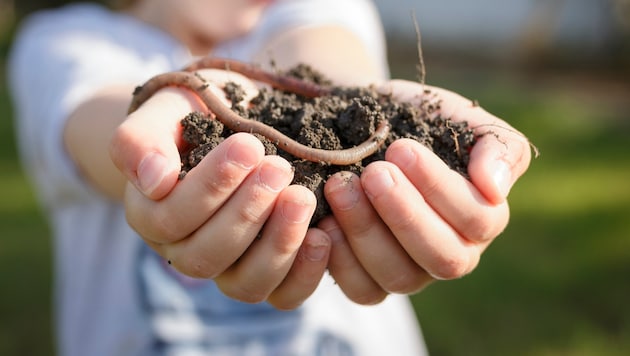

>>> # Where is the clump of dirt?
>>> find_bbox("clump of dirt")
[179,64,475,224]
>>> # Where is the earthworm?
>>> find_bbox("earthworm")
[128,59,390,165]
[183,57,331,98]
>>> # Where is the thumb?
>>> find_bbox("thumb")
[467,132,531,205]
[379,80,533,205]
[411,85,533,205]
[452,104,532,205]
[109,87,204,200]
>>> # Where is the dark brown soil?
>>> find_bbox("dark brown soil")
[179,64,475,224]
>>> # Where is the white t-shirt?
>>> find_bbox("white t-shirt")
[9,1,427,355]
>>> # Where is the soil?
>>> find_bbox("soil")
[179,64,476,224]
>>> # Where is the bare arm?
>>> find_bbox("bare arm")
[254,25,386,85]
[63,85,133,200]
[64,24,385,201]
[65,23,531,308]
[60,23,386,311]
[63,84,203,201]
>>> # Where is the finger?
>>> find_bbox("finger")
[380,80,533,204]
[110,86,206,199]
[125,133,265,243]
[214,185,318,304]
[160,155,295,279]
[437,89,532,204]
[110,69,259,200]
[386,139,510,243]
[468,127,532,204]
[324,172,432,294]
[267,228,331,310]
[318,216,388,305]
[361,160,485,280]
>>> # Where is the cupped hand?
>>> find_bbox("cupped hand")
[320,79,532,304]
[109,69,331,309]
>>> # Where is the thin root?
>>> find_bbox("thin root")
[473,123,540,158]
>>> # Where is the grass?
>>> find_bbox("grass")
[1,46,629,355]
[0,69,54,354]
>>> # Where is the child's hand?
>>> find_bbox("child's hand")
[320,80,533,304]
[109,70,331,310]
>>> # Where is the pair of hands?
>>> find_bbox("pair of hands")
[109,70,531,310]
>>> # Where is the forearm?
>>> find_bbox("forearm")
[66,24,386,201]
[253,26,387,86]
[63,85,133,200]
[63,84,201,201]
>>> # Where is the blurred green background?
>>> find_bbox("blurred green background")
[1,1,629,355]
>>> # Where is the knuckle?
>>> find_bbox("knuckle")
[382,271,427,294]
[462,205,509,242]
[271,232,302,257]
[175,255,221,279]
[346,287,388,306]
[200,164,244,197]
[420,177,443,201]
[147,207,185,242]
[220,283,269,304]
[267,295,303,311]
[461,211,495,242]
[387,208,418,234]
[430,252,476,280]
[237,200,267,226]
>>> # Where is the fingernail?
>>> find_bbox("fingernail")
[282,198,313,224]
[259,160,292,192]
[390,144,416,170]
[304,236,330,262]
[137,152,169,195]
[492,160,512,198]
[326,173,360,211]
[225,139,260,170]
[363,167,395,200]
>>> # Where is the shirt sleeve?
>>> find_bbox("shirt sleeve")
[214,0,390,79]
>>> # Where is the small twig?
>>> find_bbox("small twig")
[473,123,540,158]
[411,10,426,89]
[446,120,462,159]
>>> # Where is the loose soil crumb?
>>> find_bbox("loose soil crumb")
[179,64,475,224]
